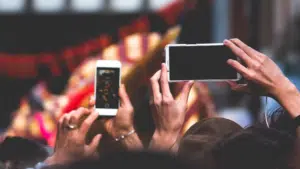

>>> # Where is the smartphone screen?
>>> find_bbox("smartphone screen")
[168,44,238,81]
[95,68,120,109]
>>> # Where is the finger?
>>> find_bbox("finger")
[69,107,90,125]
[178,81,194,103]
[232,84,249,93]
[89,96,95,108]
[226,81,239,88]
[58,113,67,128]
[150,70,162,104]
[80,111,99,135]
[227,59,252,79]
[225,80,248,91]
[88,134,102,152]
[230,39,263,62]
[62,114,71,131]
[119,84,131,107]
[224,39,254,66]
[160,63,173,98]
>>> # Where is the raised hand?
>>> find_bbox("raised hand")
[149,63,194,151]
[224,38,294,97]
[46,108,101,165]
[89,85,143,150]
[225,38,300,118]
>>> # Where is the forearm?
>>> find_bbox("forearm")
[273,84,300,118]
[120,133,144,150]
[149,131,179,153]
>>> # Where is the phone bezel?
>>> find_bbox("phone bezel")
[165,43,241,82]
[94,60,121,116]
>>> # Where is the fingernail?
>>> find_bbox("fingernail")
[97,134,102,138]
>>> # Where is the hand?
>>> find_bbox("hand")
[90,85,143,149]
[46,108,101,165]
[224,38,295,98]
[90,84,134,138]
[149,63,194,150]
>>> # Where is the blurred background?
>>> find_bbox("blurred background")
[0,0,300,146]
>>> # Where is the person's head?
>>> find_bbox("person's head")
[213,126,294,169]
[177,118,243,169]
[0,137,49,169]
[45,151,191,169]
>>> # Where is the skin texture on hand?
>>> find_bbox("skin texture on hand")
[45,108,101,165]
[225,38,300,118]
[149,63,194,151]
[89,85,143,150]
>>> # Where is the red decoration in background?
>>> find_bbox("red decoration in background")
[62,84,94,114]
[0,0,185,79]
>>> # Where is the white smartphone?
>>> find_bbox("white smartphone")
[165,43,241,82]
[95,60,121,116]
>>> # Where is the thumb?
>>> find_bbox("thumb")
[89,95,96,108]
[227,81,249,93]
[119,84,131,107]
[226,81,238,88]
[178,81,194,103]
[88,134,102,153]
[232,85,249,93]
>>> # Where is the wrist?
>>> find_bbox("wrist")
[271,78,296,99]
[113,126,135,139]
[150,130,179,150]
[273,83,300,118]
[119,132,144,150]
[45,154,70,165]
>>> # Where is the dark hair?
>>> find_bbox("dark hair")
[177,118,242,169]
[268,107,296,136]
[0,137,49,169]
[213,126,295,169]
[45,151,191,169]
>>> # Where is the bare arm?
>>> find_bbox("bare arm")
[148,64,194,153]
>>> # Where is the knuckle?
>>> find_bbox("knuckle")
[232,38,239,41]
[68,110,76,115]
[153,96,162,104]
[154,100,161,106]
[160,77,166,83]
[150,76,157,83]
[127,106,134,113]
[81,120,91,130]
[58,116,64,124]
[247,71,256,79]
[77,107,85,112]
[162,97,173,105]
[252,63,261,70]
[260,54,267,59]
